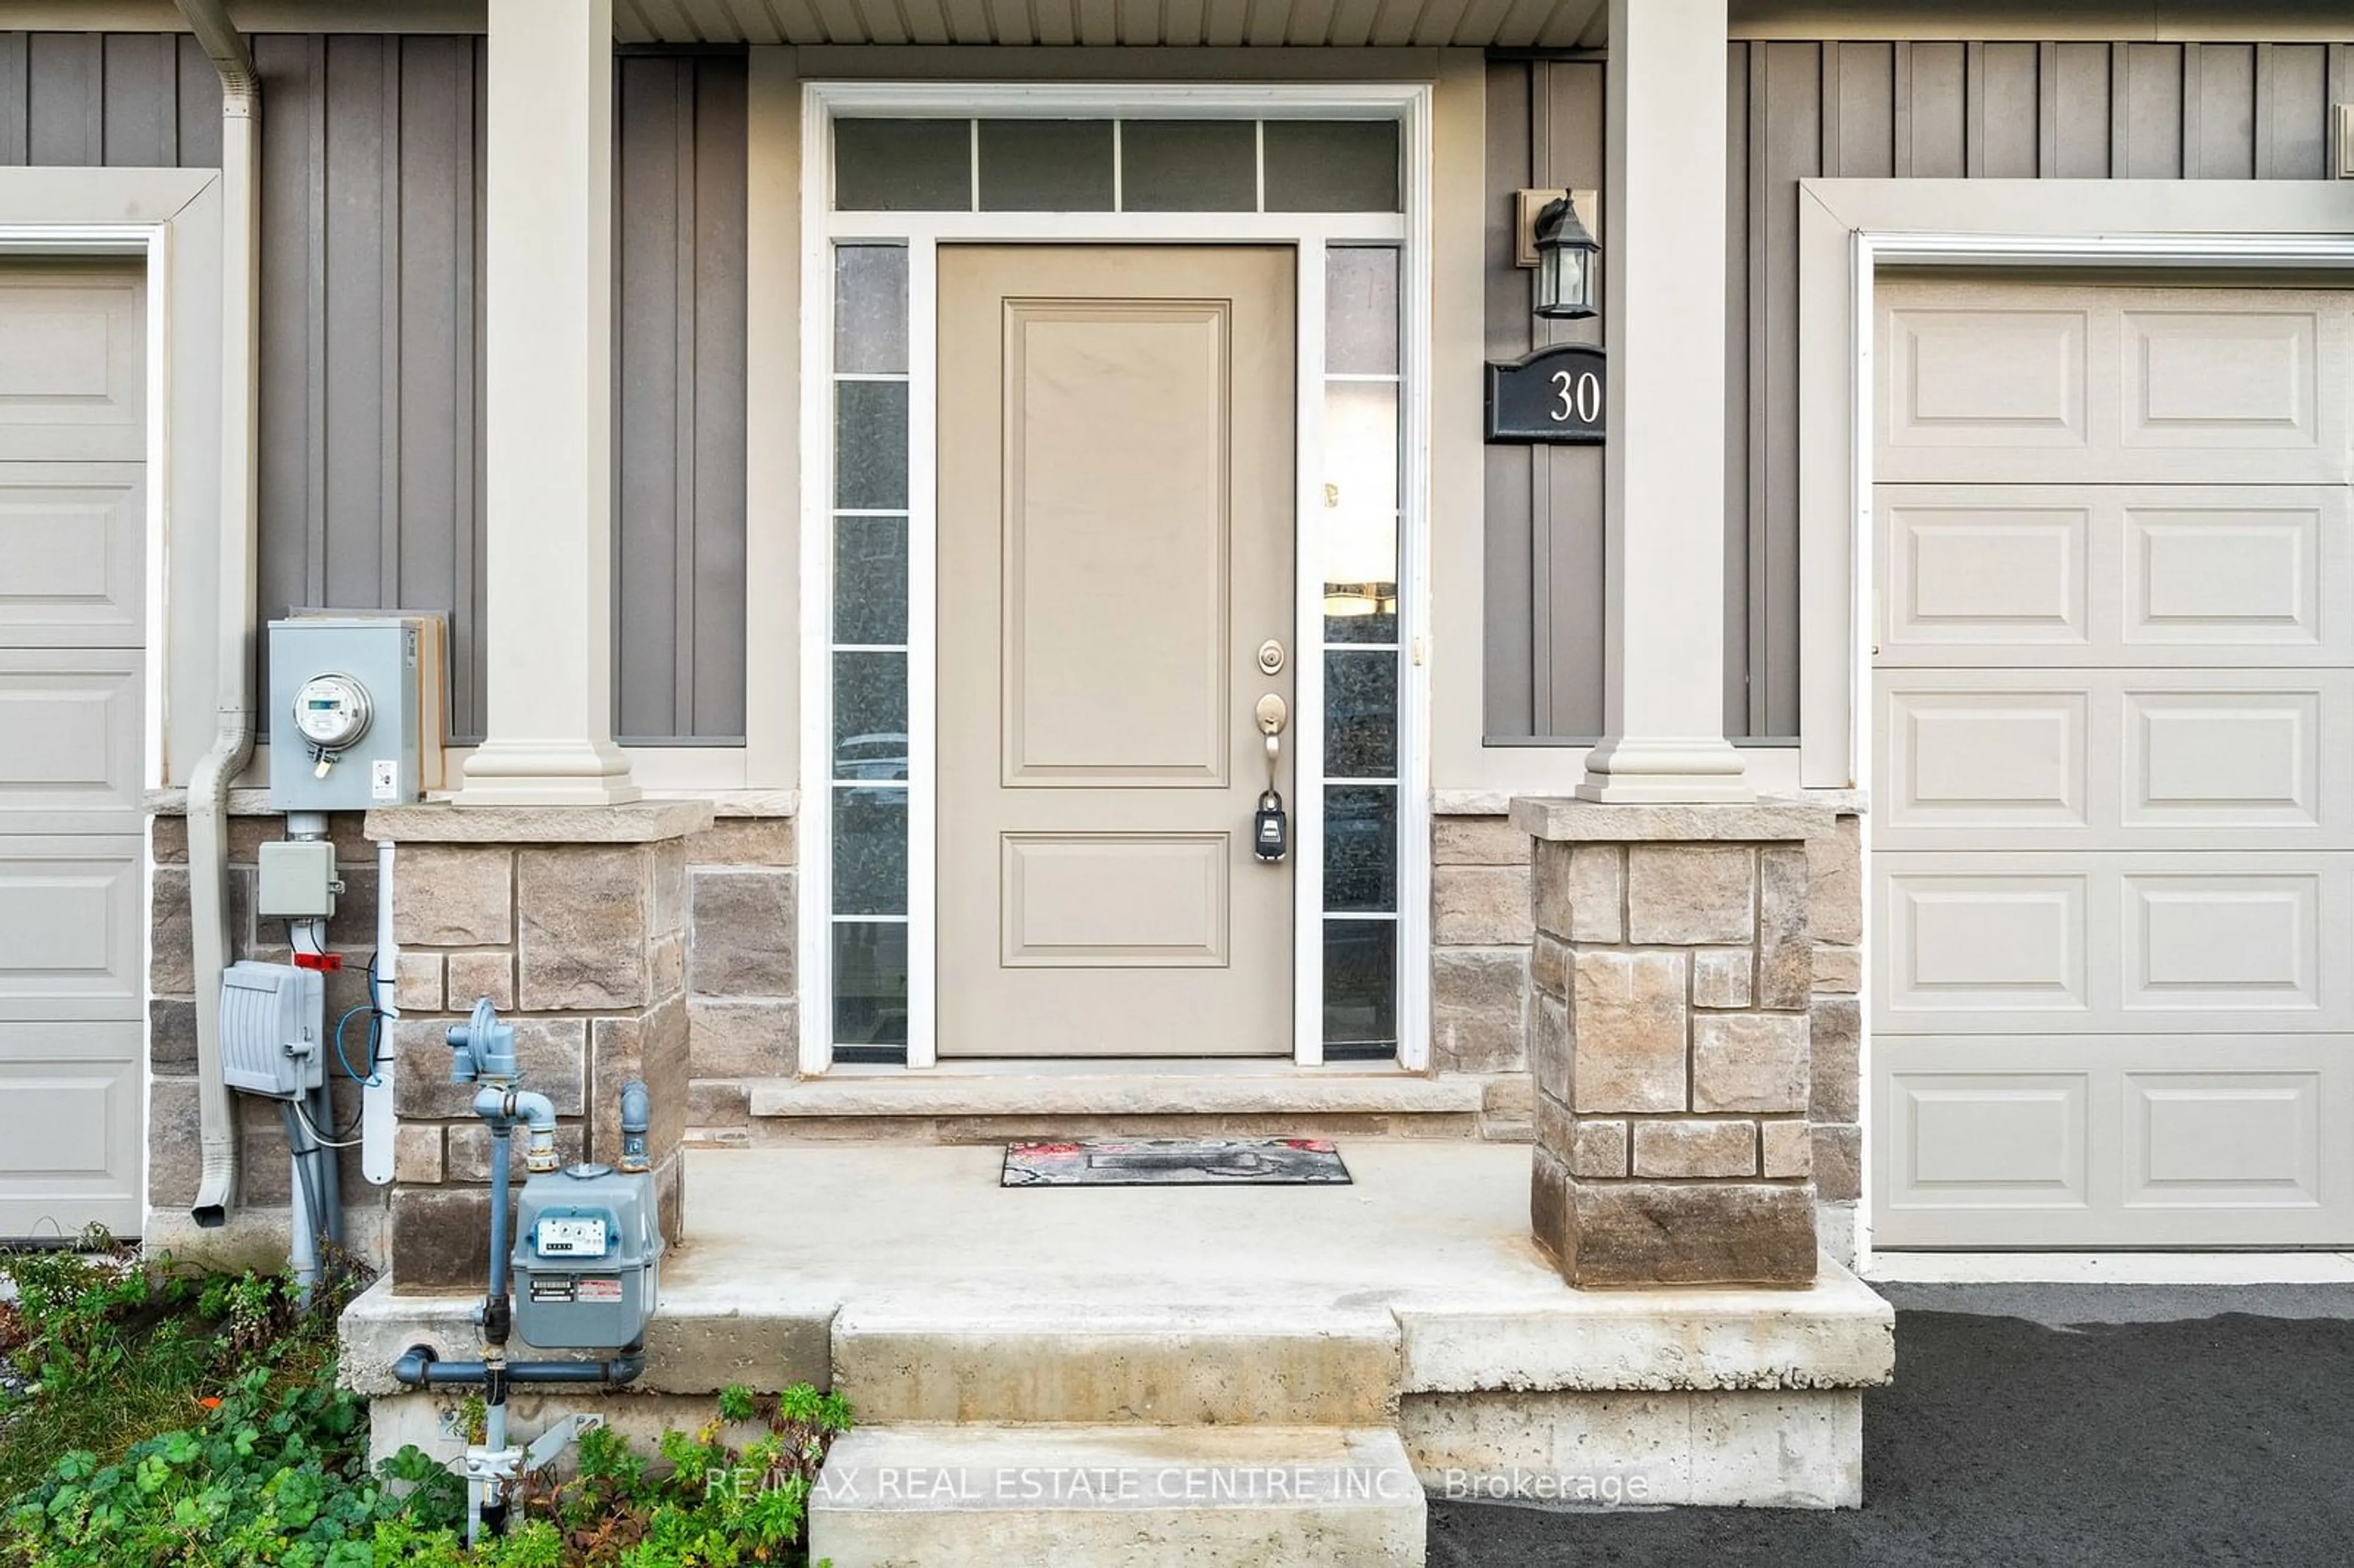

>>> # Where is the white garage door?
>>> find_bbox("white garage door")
[0,263,147,1239]
[1872,276,2354,1247]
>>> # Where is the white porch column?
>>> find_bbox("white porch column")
[457,0,638,805]
[1579,0,1752,804]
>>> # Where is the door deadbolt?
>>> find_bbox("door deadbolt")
[1256,639,1287,676]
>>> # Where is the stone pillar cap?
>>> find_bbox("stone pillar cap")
[1512,793,1861,844]
[363,799,715,843]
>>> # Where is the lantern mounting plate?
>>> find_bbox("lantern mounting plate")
[1514,188,1600,269]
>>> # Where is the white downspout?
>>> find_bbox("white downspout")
[175,0,260,1227]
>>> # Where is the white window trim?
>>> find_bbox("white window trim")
[797,78,1434,1075]
[1794,176,2354,1273]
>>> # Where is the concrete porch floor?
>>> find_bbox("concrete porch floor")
[346,1143,1894,1527]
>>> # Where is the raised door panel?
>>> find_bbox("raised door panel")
[0,1021,142,1238]
[0,268,144,463]
[0,835,144,1022]
[0,650,143,835]
[0,465,143,646]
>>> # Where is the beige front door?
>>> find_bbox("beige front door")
[938,246,1295,1057]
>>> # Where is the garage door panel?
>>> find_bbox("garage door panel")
[1876,1035,2354,1247]
[0,268,143,463]
[0,1021,140,1238]
[1880,669,2354,848]
[0,835,143,1021]
[1876,484,2351,665]
[0,650,142,833]
[1876,851,2354,1032]
[1878,282,2352,485]
[0,465,143,645]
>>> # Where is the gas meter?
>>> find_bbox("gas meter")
[512,1162,662,1350]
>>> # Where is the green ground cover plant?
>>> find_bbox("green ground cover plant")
[0,1234,847,1566]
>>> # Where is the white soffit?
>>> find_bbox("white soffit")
[617,0,1609,48]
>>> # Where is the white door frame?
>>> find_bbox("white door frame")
[796,80,1434,1075]
[0,167,227,1239]
[1795,177,2354,1266]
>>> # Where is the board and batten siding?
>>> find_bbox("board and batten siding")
[1485,38,2354,745]
[0,32,747,748]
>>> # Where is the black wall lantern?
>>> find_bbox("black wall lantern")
[1514,188,1601,322]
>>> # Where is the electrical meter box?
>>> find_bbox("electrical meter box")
[218,961,324,1098]
[267,614,448,812]
[511,1163,663,1350]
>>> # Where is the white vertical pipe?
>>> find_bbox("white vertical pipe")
[362,836,398,1185]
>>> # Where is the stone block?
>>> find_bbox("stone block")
[1812,1124,1862,1202]
[1632,1119,1758,1179]
[688,998,799,1079]
[1691,948,1752,1009]
[150,997,198,1068]
[1529,991,1571,1102]
[1535,841,1622,943]
[147,1075,199,1206]
[1808,998,1861,1124]
[1807,817,1862,945]
[444,950,513,1011]
[688,868,796,997]
[393,845,514,946]
[687,814,799,867]
[321,862,379,948]
[1756,844,1811,1009]
[1762,1120,1813,1178]
[1431,948,1529,1075]
[1564,1181,1818,1288]
[653,840,688,938]
[1529,1144,1573,1267]
[688,1079,752,1128]
[390,1185,499,1292]
[394,1124,444,1184]
[1569,1119,1629,1178]
[150,864,192,996]
[1482,1072,1535,1121]
[1626,845,1754,945]
[652,934,684,999]
[395,1016,585,1119]
[446,1122,588,1183]
[1433,864,1534,946]
[151,813,188,862]
[394,951,443,1014]
[589,995,690,1165]
[1433,815,1530,866]
[518,844,650,1010]
[1811,943,1861,994]
[1569,950,1688,1114]
[1530,932,1569,1000]
[1692,1013,1810,1114]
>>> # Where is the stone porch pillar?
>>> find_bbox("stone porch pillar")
[458,0,638,805]
[1580,0,1750,804]
[1515,798,1833,1287]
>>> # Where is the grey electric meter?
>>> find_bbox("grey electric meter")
[511,1162,663,1350]
[267,615,448,810]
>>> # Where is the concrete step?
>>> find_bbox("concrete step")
[832,1300,1404,1426]
[732,1066,1503,1144]
[809,1424,1426,1568]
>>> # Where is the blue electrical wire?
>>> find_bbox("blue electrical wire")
[334,1002,381,1087]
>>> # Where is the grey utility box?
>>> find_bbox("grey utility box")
[256,839,340,919]
[512,1162,663,1350]
[267,614,448,812]
[218,961,324,1098]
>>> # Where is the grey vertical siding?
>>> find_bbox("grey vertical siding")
[1487,36,2354,744]
[1482,58,1606,742]
[615,53,748,745]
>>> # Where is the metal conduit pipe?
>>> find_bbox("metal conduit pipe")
[390,1346,647,1388]
[173,0,261,1227]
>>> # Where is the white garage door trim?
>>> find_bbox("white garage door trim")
[0,169,228,1240]
[1792,177,2354,1266]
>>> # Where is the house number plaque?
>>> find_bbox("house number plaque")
[1484,343,1606,445]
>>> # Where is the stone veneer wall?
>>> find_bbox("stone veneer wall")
[1519,802,1862,1284]
[679,814,798,1141]
[147,810,388,1265]
[1430,816,1536,1140]
[376,805,701,1291]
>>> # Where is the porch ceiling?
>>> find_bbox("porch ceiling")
[614,0,1610,49]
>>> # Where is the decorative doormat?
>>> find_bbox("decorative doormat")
[1001,1138,1352,1187]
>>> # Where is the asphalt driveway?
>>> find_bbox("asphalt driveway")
[1428,1284,2354,1568]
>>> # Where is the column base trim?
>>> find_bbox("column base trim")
[1575,736,1755,805]
[454,737,642,806]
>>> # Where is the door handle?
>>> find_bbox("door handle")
[1255,693,1288,769]
[1253,693,1290,864]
